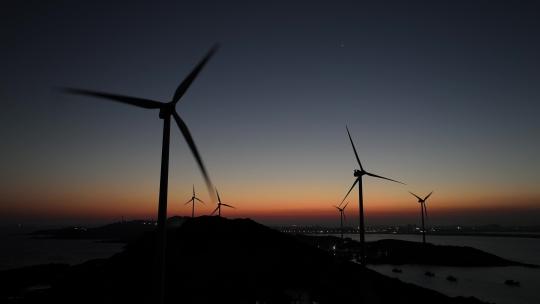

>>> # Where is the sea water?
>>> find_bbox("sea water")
[342,233,540,304]
[0,228,124,271]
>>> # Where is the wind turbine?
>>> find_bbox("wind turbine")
[341,126,405,266]
[211,189,235,217]
[62,45,218,304]
[409,191,433,244]
[185,185,205,218]
[334,201,349,239]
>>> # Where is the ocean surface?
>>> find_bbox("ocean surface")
[345,233,540,304]
[1,229,538,304]
[0,228,124,271]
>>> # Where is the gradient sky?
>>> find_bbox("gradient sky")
[1,0,540,227]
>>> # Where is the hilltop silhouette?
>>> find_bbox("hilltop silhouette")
[30,217,531,267]
[3,217,488,303]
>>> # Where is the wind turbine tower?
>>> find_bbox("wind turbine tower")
[334,201,349,239]
[185,185,205,217]
[341,126,405,266]
[211,189,235,217]
[409,191,433,244]
[63,45,219,304]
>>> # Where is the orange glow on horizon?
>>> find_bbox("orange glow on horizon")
[3,191,539,225]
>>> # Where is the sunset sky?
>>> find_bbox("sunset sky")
[1,1,539,227]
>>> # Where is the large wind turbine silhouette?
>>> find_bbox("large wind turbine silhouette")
[341,126,405,266]
[409,191,433,244]
[185,185,205,218]
[334,201,349,239]
[211,189,235,217]
[62,45,218,304]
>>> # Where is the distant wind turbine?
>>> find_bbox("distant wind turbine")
[409,191,433,244]
[211,189,235,217]
[334,201,349,239]
[62,45,219,304]
[185,185,205,218]
[341,126,405,266]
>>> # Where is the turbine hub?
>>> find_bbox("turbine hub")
[353,169,362,177]
[158,104,173,119]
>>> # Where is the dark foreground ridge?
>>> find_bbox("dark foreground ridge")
[297,235,537,267]
[2,217,486,304]
[30,218,534,267]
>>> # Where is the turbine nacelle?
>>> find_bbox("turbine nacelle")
[353,169,364,177]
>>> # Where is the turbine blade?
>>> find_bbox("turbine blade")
[341,178,359,205]
[342,201,350,210]
[62,88,163,109]
[221,203,235,209]
[171,44,219,104]
[193,184,195,196]
[334,205,340,210]
[172,111,214,200]
[195,197,205,205]
[184,198,193,205]
[216,189,222,203]
[424,191,434,201]
[409,191,422,200]
[423,203,428,221]
[366,172,405,185]
[211,206,219,215]
[346,126,364,171]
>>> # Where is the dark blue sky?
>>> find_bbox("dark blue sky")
[1,0,539,226]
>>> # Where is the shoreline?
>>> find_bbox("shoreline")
[308,231,540,239]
